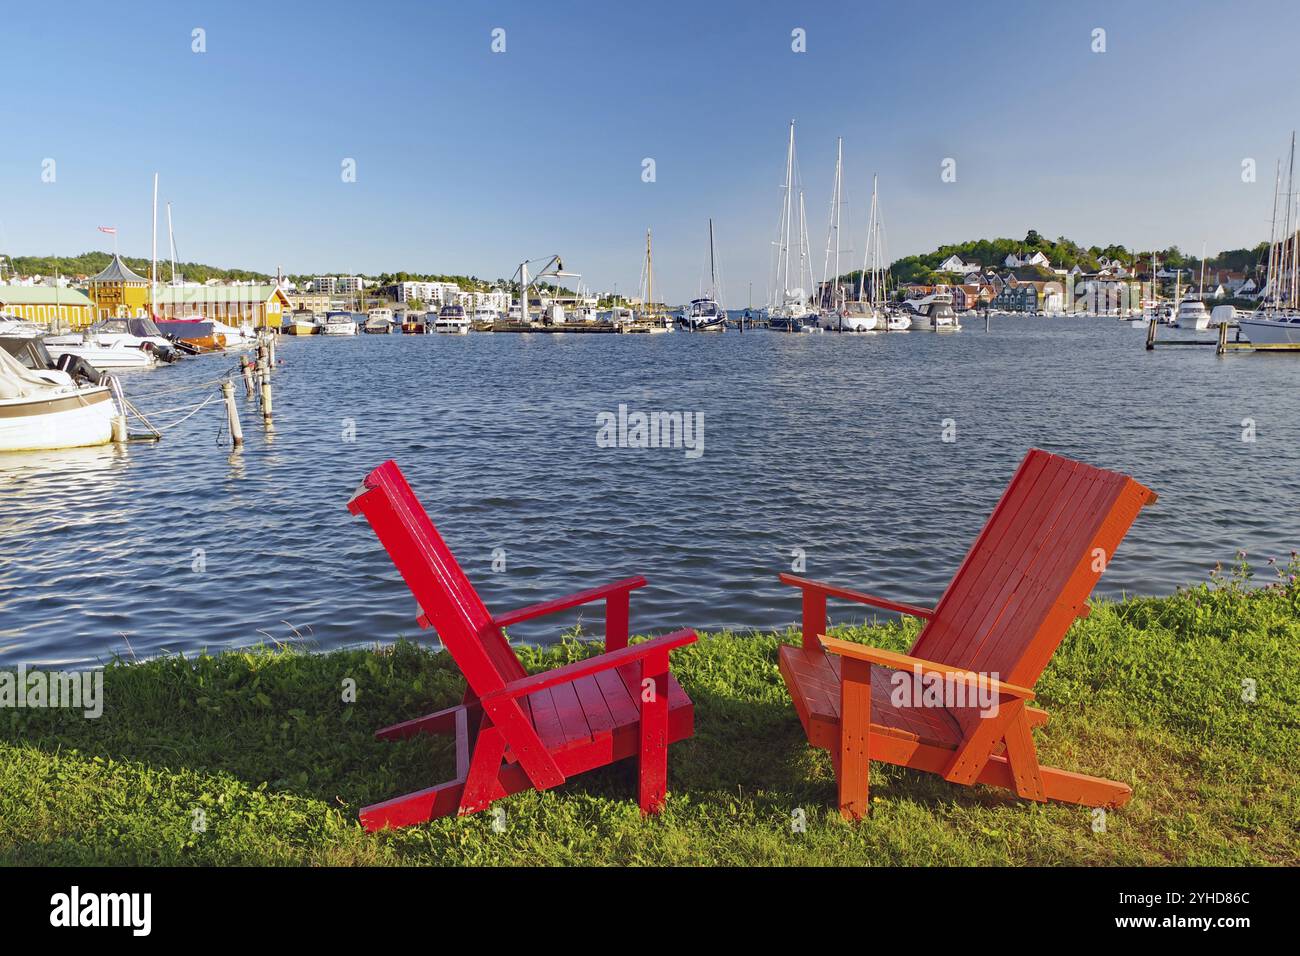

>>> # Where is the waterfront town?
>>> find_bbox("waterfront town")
[0,238,1278,332]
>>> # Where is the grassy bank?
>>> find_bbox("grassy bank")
[2,563,1297,866]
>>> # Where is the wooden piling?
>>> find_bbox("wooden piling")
[1145,316,1157,350]
[222,380,243,446]
[260,365,273,429]
[242,356,255,398]
[1216,320,1229,355]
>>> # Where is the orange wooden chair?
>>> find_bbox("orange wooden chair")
[778,448,1157,819]
[349,460,696,831]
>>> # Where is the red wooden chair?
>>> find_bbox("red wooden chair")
[778,448,1158,819]
[348,460,696,831]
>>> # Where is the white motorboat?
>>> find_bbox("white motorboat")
[885,312,912,331]
[0,343,118,451]
[45,317,180,363]
[320,311,358,336]
[434,304,470,333]
[472,306,500,324]
[1174,298,1211,330]
[44,333,158,369]
[907,292,960,331]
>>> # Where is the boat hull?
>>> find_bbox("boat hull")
[1238,316,1300,345]
[0,386,115,452]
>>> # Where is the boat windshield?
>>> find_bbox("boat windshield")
[0,335,56,370]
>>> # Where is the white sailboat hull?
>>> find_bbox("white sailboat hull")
[0,386,115,452]
[821,312,879,332]
[1238,315,1300,344]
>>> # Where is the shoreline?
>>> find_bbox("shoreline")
[2,577,1294,866]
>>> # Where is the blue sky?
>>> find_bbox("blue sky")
[3,0,1300,302]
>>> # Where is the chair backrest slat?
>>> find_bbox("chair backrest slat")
[349,461,527,694]
[910,449,1153,737]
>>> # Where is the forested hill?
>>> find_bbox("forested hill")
[3,251,271,284]
[884,230,1269,285]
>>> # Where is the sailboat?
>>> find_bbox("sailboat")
[682,219,726,332]
[1240,132,1300,345]
[634,229,673,333]
[769,121,816,331]
[819,139,876,332]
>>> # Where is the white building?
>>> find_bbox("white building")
[937,254,981,275]
[313,276,337,294]
[1004,251,1051,269]
[393,280,462,306]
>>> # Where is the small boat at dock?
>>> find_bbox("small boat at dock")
[364,309,394,334]
[0,344,117,451]
[401,311,427,334]
[320,311,358,336]
[434,304,470,334]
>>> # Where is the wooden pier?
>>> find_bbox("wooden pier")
[1145,319,1300,355]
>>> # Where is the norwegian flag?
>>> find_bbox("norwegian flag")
[97,225,117,235]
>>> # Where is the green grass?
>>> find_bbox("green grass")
[2,559,1297,866]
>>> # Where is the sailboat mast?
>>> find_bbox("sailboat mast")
[783,120,795,300]
[1282,133,1296,309]
[708,218,716,297]
[647,229,653,314]
[167,202,178,284]
[1267,158,1282,312]
[150,172,158,317]
[1198,239,1206,298]
[823,137,843,309]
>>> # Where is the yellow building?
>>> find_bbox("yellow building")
[154,284,291,329]
[87,254,151,319]
[0,285,98,329]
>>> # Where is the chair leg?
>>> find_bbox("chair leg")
[638,650,670,814]
[1000,702,1047,801]
[458,719,508,815]
[838,657,872,820]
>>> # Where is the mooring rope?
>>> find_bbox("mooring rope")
[149,392,220,431]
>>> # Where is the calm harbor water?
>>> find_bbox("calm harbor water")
[2,317,1297,667]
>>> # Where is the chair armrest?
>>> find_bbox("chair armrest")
[483,629,697,701]
[779,573,935,620]
[492,576,647,628]
[819,636,1036,700]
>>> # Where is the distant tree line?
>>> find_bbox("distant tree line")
[869,231,1272,287]
[3,251,272,284]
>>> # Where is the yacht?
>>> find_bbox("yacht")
[906,292,960,331]
[1173,298,1211,331]
[471,306,500,325]
[681,297,727,332]
[320,311,358,336]
[364,308,394,334]
[434,304,470,334]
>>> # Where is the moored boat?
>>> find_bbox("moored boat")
[434,304,470,333]
[0,345,117,451]
[320,311,358,336]
[364,308,394,334]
